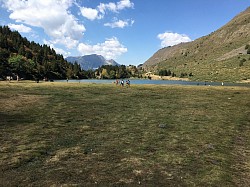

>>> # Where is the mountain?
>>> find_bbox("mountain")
[143,7,250,82]
[66,54,120,70]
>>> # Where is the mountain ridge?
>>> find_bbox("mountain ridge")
[66,54,120,70]
[143,7,250,82]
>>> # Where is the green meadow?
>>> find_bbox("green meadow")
[0,81,249,186]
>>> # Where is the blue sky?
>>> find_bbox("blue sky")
[0,0,250,66]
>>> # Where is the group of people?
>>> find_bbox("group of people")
[115,79,130,87]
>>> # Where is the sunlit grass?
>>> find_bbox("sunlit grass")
[0,81,249,186]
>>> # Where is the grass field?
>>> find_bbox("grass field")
[0,81,249,186]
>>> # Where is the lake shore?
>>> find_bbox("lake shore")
[237,79,250,83]
[149,74,189,81]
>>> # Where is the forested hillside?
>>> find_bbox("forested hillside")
[0,26,140,80]
[0,26,86,80]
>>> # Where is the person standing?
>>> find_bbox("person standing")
[127,79,130,87]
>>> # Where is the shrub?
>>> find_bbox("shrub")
[239,61,244,67]
[247,48,250,54]
[180,72,188,78]
[159,69,172,76]
[239,58,246,67]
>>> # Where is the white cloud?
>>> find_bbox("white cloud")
[2,0,85,49]
[104,19,134,28]
[52,46,71,57]
[78,37,127,59]
[100,0,134,12]
[157,32,192,47]
[8,23,32,33]
[80,0,134,20]
[98,2,117,14]
[117,0,134,10]
[49,37,80,50]
[43,40,71,57]
[80,7,103,21]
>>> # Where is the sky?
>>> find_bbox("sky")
[0,0,250,66]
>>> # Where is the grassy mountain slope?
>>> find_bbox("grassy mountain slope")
[143,7,250,82]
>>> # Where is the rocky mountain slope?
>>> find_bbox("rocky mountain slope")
[143,7,250,82]
[66,54,120,70]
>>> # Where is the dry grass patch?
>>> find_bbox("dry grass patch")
[0,94,46,112]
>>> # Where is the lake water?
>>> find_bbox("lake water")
[55,79,250,87]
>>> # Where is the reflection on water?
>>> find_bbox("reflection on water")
[55,79,250,87]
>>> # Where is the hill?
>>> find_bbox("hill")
[66,54,120,70]
[143,7,250,82]
[0,26,86,80]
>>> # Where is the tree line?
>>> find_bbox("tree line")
[0,26,141,80]
[95,65,141,79]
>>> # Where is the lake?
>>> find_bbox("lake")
[55,79,250,87]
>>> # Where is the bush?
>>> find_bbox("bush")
[239,61,244,67]
[247,48,250,54]
[180,72,188,78]
[240,58,246,62]
[159,69,172,76]
[239,58,246,67]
